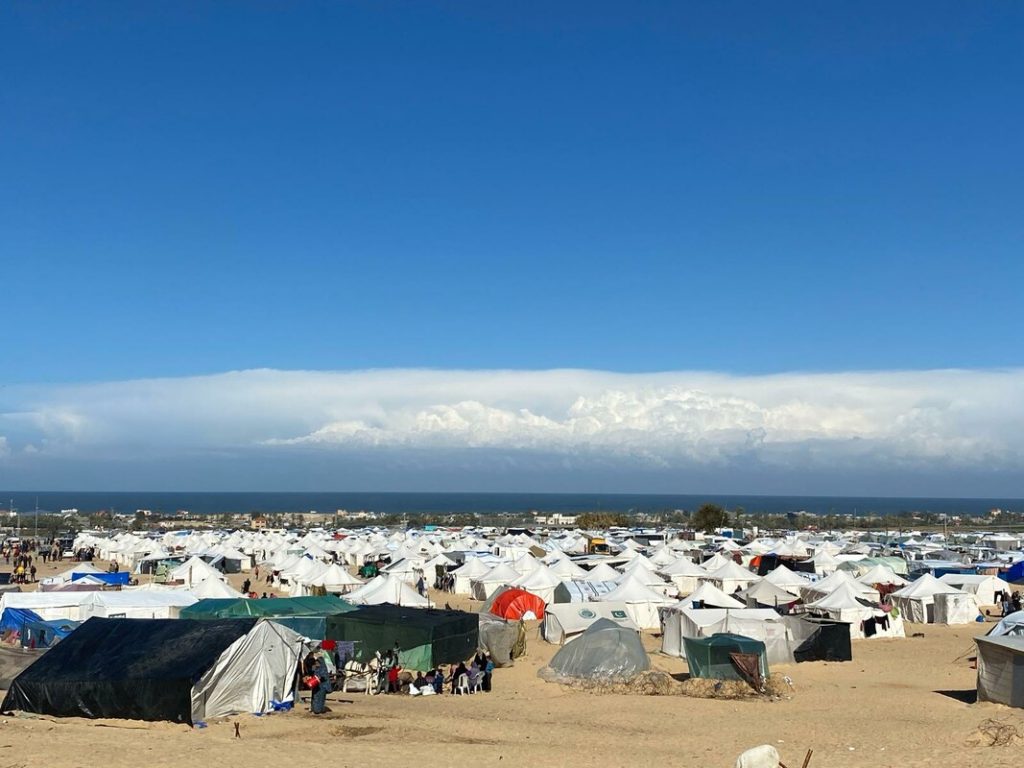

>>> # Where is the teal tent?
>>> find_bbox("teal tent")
[683,633,769,681]
[179,596,355,639]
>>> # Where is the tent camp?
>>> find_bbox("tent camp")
[683,633,768,682]
[1,618,311,724]
[977,635,1024,708]
[541,618,650,681]
[542,602,639,645]
[326,605,478,671]
[179,595,355,639]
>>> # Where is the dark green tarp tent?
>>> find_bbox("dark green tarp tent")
[326,605,478,670]
[179,596,355,639]
[683,633,769,681]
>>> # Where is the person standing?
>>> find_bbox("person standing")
[311,652,331,714]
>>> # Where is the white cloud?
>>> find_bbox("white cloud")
[1,367,1022,489]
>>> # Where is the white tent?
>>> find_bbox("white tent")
[933,591,981,625]
[803,549,840,575]
[977,636,1024,708]
[310,563,364,595]
[937,574,1008,606]
[596,574,675,630]
[988,611,1024,638]
[678,581,744,610]
[547,557,591,581]
[471,563,522,601]
[658,557,707,596]
[739,579,801,608]
[0,590,198,621]
[451,557,493,595]
[857,564,909,588]
[170,557,227,589]
[702,560,759,594]
[891,574,969,624]
[512,565,563,604]
[583,562,622,583]
[190,620,313,720]
[345,574,429,608]
[805,582,905,639]
[763,564,810,594]
[191,578,246,600]
[541,602,639,645]
[660,606,794,665]
[800,570,879,604]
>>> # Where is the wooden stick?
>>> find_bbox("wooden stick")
[801,749,813,768]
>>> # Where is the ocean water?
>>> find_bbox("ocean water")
[0,491,1019,518]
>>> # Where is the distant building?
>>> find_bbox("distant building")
[532,513,578,526]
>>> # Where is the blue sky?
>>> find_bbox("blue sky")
[4,2,1022,380]
[2,4,1023,494]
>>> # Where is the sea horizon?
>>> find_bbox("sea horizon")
[0,490,1020,518]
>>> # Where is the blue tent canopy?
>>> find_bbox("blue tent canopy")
[21,618,81,648]
[0,607,43,634]
[72,572,130,586]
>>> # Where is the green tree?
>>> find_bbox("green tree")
[576,512,630,529]
[692,503,729,533]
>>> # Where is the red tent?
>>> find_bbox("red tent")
[489,588,546,621]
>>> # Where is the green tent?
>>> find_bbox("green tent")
[683,633,769,681]
[325,605,478,671]
[179,596,355,639]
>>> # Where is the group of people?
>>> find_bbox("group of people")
[999,590,1022,617]
[10,555,37,584]
[407,653,495,696]
[435,571,457,593]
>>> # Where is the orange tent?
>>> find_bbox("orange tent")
[489,588,546,621]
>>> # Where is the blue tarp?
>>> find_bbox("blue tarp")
[72,572,130,585]
[0,608,42,634]
[21,618,80,648]
[1005,561,1024,584]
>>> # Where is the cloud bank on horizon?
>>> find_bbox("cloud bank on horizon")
[0,368,1021,495]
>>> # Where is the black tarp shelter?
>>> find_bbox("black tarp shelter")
[0,617,292,724]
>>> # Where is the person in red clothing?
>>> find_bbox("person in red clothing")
[387,663,401,694]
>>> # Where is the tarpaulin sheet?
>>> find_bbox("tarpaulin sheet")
[1,617,257,724]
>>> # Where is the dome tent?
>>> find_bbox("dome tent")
[540,618,649,681]
[490,588,546,621]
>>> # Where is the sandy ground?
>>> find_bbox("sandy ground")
[1,557,1022,768]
